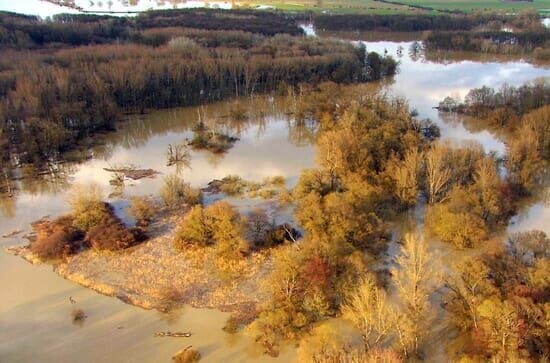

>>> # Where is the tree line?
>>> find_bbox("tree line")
[0,9,302,49]
[313,12,544,32]
[424,29,550,54]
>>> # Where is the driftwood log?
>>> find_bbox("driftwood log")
[103,168,159,180]
[154,331,192,338]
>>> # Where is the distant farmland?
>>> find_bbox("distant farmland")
[252,0,550,13]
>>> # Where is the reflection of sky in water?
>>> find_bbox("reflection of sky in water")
[299,23,316,37]
[0,0,233,17]
[73,0,233,12]
[361,40,550,156]
[0,0,78,17]
[508,201,550,234]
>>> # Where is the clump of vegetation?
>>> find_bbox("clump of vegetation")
[246,208,299,249]
[29,216,84,260]
[71,308,87,325]
[85,206,145,251]
[156,284,185,312]
[203,175,287,199]
[189,123,239,154]
[297,321,402,363]
[424,145,515,248]
[161,174,202,209]
[128,197,158,226]
[172,346,201,363]
[245,87,443,357]
[218,175,249,196]
[67,183,111,232]
[444,230,549,362]
[438,80,549,192]
[174,201,249,259]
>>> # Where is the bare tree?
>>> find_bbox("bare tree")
[388,148,423,207]
[342,274,390,351]
[425,144,451,204]
[392,233,438,358]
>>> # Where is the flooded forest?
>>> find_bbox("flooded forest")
[0,4,549,363]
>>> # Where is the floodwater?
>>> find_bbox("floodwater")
[0,0,235,17]
[1,26,550,363]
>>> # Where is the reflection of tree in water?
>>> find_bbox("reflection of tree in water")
[287,118,317,147]
[0,195,15,218]
[0,162,74,218]
[205,150,225,168]
[409,41,425,63]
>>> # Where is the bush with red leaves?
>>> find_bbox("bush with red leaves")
[85,205,146,251]
[30,216,84,259]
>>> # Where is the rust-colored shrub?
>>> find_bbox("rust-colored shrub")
[85,206,146,251]
[30,216,84,259]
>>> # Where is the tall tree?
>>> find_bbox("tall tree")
[392,233,438,358]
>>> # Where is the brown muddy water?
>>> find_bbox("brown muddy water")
[1,34,549,362]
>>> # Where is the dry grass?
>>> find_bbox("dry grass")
[54,213,273,312]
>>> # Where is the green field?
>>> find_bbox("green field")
[249,0,430,14]
[394,0,550,13]
[250,0,550,14]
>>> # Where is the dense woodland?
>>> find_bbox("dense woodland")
[0,9,301,48]
[0,10,396,184]
[313,12,544,32]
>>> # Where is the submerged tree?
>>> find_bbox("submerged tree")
[392,233,438,358]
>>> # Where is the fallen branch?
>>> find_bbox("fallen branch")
[104,167,159,180]
[154,331,192,338]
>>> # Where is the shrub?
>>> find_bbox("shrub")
[425,187,489,248]
[30,216,84,259]
[71,308,87,324]
[174,205,214,248]
[72,201,112,232]
[174,201,248,258]
[156,285,185,312]
[267,224,301,247]
[85,206,145,251]
[265,175,285,187]
[246,208,272,247]
[161,174,202,208]
[258,188,278,200]
[128,197,158,226]
[172,347,201,363]
[67,183,111,231]
[67,183,103,215]
[218,175,247,196]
